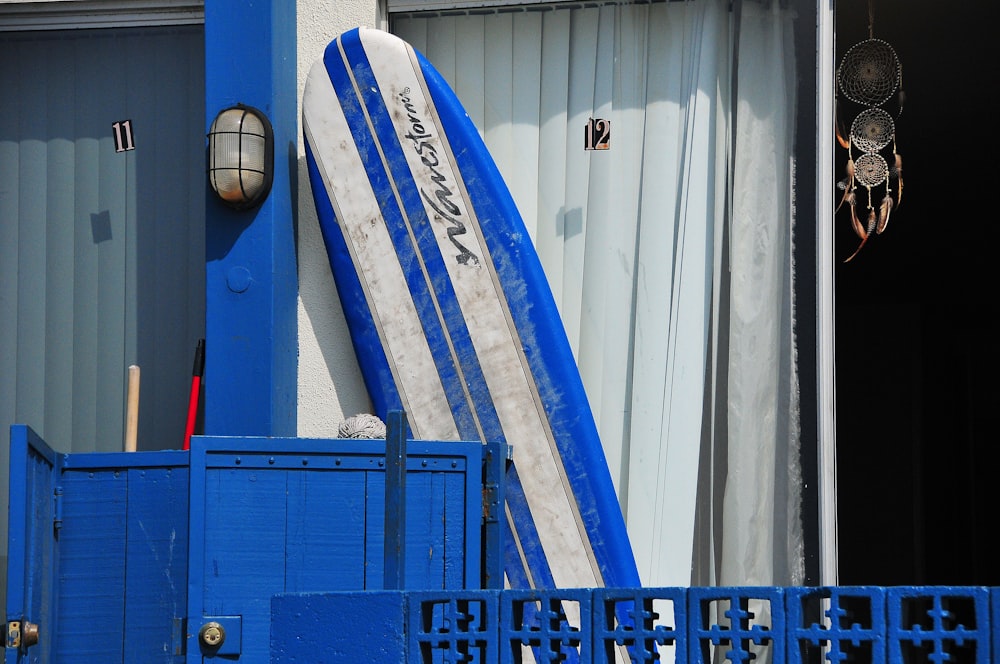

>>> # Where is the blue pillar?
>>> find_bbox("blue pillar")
[203,0,297,436]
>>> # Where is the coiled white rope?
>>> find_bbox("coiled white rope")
[338,413,387,439]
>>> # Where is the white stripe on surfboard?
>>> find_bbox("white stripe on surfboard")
[331,35,492,446]
[303,58,460,442]
[357,29,603,589]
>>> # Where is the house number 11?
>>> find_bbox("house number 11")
[113,119,135,153]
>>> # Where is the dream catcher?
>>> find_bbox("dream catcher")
[836,1,904,262]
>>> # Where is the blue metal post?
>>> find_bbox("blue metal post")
[202,0,297,437]
[384,411,407,589]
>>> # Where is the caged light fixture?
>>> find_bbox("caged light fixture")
[207,104,274,210]
[835,0,905,263]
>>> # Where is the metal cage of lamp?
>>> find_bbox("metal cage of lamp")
[207,104,274,210]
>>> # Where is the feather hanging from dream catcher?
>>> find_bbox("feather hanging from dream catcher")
[836,0,904,263]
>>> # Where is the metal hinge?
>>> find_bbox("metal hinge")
[481,483,500,524]
[53,486,63,532]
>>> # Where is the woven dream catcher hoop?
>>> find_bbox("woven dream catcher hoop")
[836,2,904,263]
[838,39,900,106]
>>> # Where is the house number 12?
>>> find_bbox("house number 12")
[584,117,610,151]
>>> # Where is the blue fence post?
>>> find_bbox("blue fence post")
[384,410,407,590]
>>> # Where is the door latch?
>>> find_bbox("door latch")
[6,621,39,650]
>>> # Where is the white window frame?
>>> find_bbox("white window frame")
[816,0,838,587]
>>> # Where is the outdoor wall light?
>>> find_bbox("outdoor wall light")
[207,104,274,210]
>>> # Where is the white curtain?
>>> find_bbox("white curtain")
[393,0,802,587]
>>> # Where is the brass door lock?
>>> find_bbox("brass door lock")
[6,621,39,649]
[199,621,226,648]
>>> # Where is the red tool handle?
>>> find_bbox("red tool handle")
[183,339,205,451]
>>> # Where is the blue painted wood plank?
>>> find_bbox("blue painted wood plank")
[200,467,288,659]
[365,471,387,590]
[285,469,367,590]
[403,472,441,590]
[54,469,127,661]
[443,470,468,589]
[124,466,188,663]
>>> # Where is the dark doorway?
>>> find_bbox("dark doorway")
[834,0,1000,585]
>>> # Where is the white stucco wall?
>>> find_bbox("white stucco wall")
[295,0,383,436]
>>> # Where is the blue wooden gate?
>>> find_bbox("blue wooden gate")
[5,420,496,663]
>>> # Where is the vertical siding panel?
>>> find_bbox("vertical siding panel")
[44,36,77,450]
[535,8,570,313]
[0,36,23,576]
[559,6,601,353]
[71,32,105,455]
[95,31,130,452]
[483,12,513,184]
[509,10,542,240]
[575,3,617,430]
[453,13,485,135]
[423,13,458,87]
[404,471,436,588]
[15,39,50,442]
[134,30,169,447]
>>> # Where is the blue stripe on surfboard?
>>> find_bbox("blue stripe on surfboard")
[323,35,483,441]
[304,139,406,420]
[502,463,555,590]
[414,49,642,589]
[334,29,508,446]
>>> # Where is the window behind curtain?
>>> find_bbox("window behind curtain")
[392,0,805,586]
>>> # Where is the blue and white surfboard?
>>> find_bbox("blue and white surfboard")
[303,27,639,591]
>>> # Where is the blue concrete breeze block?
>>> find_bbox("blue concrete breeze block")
[270,591,406,662]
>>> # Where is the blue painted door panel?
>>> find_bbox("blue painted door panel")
[186,436,483,663]
[54,452,189,662]
[5,427,189,663]
[5,425,58,664]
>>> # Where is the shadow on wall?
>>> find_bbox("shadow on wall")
[295,153,374,433]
